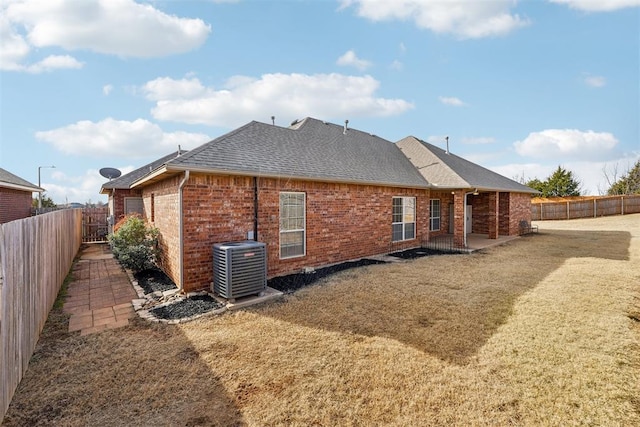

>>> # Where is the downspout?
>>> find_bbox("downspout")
[253,176,259,241]
[178,170,190,292]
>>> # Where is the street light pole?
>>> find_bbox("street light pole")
[38,165,55,210]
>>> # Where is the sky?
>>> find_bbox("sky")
[1,0,639,204]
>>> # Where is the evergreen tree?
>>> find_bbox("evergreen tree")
[544,166,582,197]
[32,193,57,208]
[526,166,582,197]
[525,178,546,194]
[607,160,640,195]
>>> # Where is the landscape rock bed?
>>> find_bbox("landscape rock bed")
[133,268,177,294]
[150,294,225,321]
[268,259,386,293]
[388,247,455,259]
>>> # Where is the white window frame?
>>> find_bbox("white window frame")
[392,196,416,242]
[279,192,306,259]
[430,199,441,231]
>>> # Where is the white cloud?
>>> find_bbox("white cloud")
[549,0,640,12]
[144,73,414,127]
[25,54,84,73]
[514,129,619,162]
[439,96,467,106]
[341,0,529,39]
[390,60,403,71]
[35,118,210,158]
[42,169,110,204]
[0,14,30,70]
[399,42,406,53]
[336,50,373,70]
[142,77,207,101]
[461,136,496,144]
[2,0,210,71]
[103,84,113,95]
[583,74,606,87]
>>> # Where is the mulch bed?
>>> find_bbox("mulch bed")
[268,259,386,293]
[134,268,178,294]
[150,295,225,320]
[388,247,455,259]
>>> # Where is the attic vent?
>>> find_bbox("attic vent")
[343,119,349,134]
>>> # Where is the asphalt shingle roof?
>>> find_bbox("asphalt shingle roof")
[397,136,538,193]
[100,151,185,192]
[163,118,429,188]
[0,167,43,192]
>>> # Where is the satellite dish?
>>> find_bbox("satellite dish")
[99,167,122,181]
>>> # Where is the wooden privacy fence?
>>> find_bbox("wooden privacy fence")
[531,195,640,220]
[0,209,82,422]
[82,207,108,243]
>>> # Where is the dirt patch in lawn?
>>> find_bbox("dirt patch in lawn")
[5,214,639,426]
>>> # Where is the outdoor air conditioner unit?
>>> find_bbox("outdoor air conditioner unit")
[213,241,267,299]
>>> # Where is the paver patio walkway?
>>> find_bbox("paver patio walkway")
[63,243,137,336]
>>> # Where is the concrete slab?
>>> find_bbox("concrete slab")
[224,287,284,311]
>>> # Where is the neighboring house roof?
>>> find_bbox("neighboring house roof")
[100,151,186,194]
[0,167,43,193]
[397,136,538,194]
[134,118,429,189]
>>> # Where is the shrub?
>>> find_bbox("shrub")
[109,214,160,272]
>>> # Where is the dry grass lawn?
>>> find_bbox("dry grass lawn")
[4,214,639,426]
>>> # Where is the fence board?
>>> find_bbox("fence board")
[82,207,108,243]
[0,209,82,422]
[532,195,640,220]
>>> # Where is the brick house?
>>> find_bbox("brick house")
[397,136,537,247]
[0,168,43,224]
[100,151,185,230]
[118,118,535,293]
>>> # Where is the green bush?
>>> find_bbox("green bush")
[109,215,160,272]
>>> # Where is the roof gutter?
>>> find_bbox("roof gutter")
[132,164,430,190]
[0,183,44,193]
[178,170,190,292]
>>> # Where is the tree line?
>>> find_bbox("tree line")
[523,160,640,198]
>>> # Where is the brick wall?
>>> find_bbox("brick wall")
[462,192,529,238]
[109,188,142,221]
[506,192,533,235]
[144,172,429,292]
[499,192,511,235]
[0,188,33,223]
[141,175,182,288]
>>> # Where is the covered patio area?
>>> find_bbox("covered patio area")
[423,233,522,253]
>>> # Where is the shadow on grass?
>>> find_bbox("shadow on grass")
[3,278,243,426]
[259,229,631,365]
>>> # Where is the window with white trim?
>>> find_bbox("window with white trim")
[279,192,306,258]
[392,197,416,242]
[430,199,441,231]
